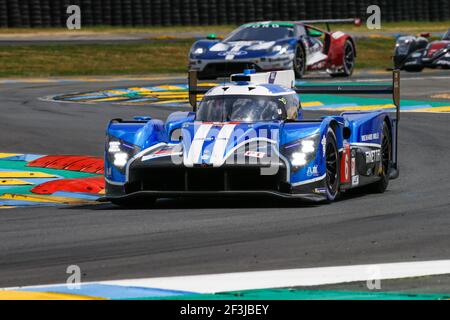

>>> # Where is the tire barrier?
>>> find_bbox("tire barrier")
[0,0,449,28]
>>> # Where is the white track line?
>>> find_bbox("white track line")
[100,260,450,293]
[6,260,450,294]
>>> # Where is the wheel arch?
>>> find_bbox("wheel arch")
[319,118,344,152]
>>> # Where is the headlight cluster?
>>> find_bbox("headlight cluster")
[395,38,412,55]
[192,47,206,56]
[106,136,141,172]
[272,44,290,55]
[282,134,320,172]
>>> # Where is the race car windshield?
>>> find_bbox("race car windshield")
[225,26,294,42]
[197,95,286,122]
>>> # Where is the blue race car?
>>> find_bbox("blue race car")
[104,70,400,207]
[189,19,360,79]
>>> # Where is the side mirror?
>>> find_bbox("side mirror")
[207,33,218,40]
[308,29,323,38]
[420,32,430,38]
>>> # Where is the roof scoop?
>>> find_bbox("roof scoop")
[230,69,295,88]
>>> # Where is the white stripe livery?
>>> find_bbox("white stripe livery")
[210,124,237,167]
[184,124,213,167]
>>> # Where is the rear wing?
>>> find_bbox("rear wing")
[298,18,362,31]
[294,70,401,122]
[188,70,401,122]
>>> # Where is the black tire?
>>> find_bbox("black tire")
[293,45,306,78]
[324,128,340,201]
[330,40,355,77]
[367,122,392,193]
[404,66,424,72]
[111,197,156,208]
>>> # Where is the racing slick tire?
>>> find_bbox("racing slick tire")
[324,127,341,202]
[367,122,392,193]
[111,197,156,208]
[330,40,355,78]
[403,66,424,72]
[293,44,306,78]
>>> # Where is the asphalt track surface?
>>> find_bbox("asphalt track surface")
[0,72,449,289]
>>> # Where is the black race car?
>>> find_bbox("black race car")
[394,29,450,71]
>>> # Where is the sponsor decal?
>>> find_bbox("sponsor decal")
[218,50,248,57]
[321,135,327,157]
[437,60,450,66]
[278,97,287,105]
[365,149,381,164]
[252,23,281,28]
[340,144,351,183]
[352,175,360,186]
[269,72,277,84]
[314,187,327,194]
[351,156,356,176]
[201,149,211,161]
[307,165,319,177]
[361,132,379,142]
[244,151,265,159]
[332,31,345,39]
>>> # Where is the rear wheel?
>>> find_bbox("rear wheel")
[367,122,392,193]
[324,128,340,201]
[330,40,355,77]
[293,45,306,78]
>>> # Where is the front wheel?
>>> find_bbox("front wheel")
[324,128,340,201]
[293,45,306,78]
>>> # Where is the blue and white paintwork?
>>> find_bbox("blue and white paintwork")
[104,70,398,203]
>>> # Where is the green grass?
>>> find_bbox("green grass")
[355,38,394,69]
[0,40,193,77]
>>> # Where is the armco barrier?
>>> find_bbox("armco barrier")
[0,0,449,28]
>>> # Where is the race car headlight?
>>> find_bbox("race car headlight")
[113,152,129,168]
[395,38,412,55]
[192,47,206,55]
[282,134,320,171]
[291,152,307,166]
[272,44,290,55]
[106,137,141,172]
